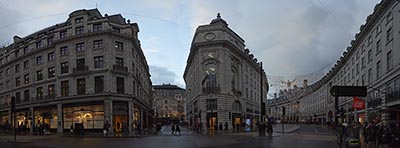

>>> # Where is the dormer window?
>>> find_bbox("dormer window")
[60,30,67,39]
[93,23,102,32]
[75,17,83,24]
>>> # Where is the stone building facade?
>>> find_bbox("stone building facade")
[0,9,153,134]
[269,0,400,125]
[184,14,269,131]
[153,84,185,122]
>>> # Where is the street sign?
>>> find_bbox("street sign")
[330,86,367,97]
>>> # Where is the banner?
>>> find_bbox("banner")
[352,97,365,109]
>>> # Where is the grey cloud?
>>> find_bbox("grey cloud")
[149,65,184,87]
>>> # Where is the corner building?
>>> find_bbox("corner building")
[0,9,153,135]
[184,14,269,131]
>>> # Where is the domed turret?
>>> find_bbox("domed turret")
[210,13,228,26]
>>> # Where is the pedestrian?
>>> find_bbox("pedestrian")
[224,122,229,132]
[103,120,110,136]
[176,124,181,135]
[267,121,273,136]
[377,122,391,148]
[392,123,400,147]
[219,123,223,134]
[365,122,376,148]
[70,124,74,134]
[236,123,240,132]
[171,123,176,135]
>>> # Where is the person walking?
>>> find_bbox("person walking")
[171,123,176,135]
[219,123,223,134]
[392,123,400,147]
[175,124,181,135]
[377,122,392,148]
[365,122,376,148]
[103,120,110,136]
[224,122,229,133]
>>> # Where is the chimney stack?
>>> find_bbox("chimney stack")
[303,79,308,88]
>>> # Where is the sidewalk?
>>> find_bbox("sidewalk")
[160,125,193,136]
[0,133,58,143]
[216,124,300,137]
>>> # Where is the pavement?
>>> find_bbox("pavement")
[0,124,336,148]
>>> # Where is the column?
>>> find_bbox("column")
[8,110,12,125]
[128,101,133,133]
[57,104,63,135]
[30,107,34,134]
[104,100,113,135]
[140,109,143,129]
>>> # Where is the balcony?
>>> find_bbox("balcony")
[72,66,89,76]
[202,86,220,93]
[386,90,400,104]
[112,64,129,74]
[368,98,382,108]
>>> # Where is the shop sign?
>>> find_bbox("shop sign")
[352,97,365,109]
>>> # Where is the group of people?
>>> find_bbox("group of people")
[171,123,181,135]
[364,122,400,148]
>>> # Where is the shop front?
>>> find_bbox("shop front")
[113,101,128,134]
[63,103,104,133]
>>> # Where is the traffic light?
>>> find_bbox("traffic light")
[330,86,367,97]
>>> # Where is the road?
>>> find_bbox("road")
[0,124,337,148]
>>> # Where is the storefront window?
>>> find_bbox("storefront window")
[34,107,57,129]
[63,104,104,129]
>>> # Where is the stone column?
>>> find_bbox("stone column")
[104,100,113,135]
[128,101,133,133]
[57,104,63,135]
[8,110,12,125]
[140,108,143,129]
[30,107,34,134]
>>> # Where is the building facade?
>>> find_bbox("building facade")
[269,0,400,125]
[184,14,269,131]
[0,9,153,134]
[153,84,185,123]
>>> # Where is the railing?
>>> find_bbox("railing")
[202,86,220,93]
[386,90,400,103]
[73,66,89,73]
[113,65,128,72]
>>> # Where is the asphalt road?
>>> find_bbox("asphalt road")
[0,125,337,148]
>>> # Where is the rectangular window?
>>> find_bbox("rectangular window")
[61,62,68,74]
[48,67,55,78]
[36,41,42,49]
[133,81,136,96]
[37,70,43,81]
[112,27,120,33]
[23,60,29,70]
[94,56,104,68]
[361,57,365,69]
[24,89,30,102]
[77,78,86,95]
[76,58,85,70]
[115,41,123,51]
[93,23,102,32]
[60,30,67,39]
[95,76,104,93]
[15,64,20,73]
[37,87,43,99]
[60,46,68,56]
[116,57,124,66]
[48,84,55,97]
[15,50,19,58]
[367,35,372,46]
[48,52,55,61]
[48,37,53,45]
[368,68,373,84]
[116,77,124,94]
[377,61,381,79]
[386,27,393,43]
[387,51,393,71]
[206,99,217,110]
[23,47,30,54]
[76,42,85,52]
[36,56,43,65]
[361,74,365,86]
[376,40,381,54]
[368,49,372,62]
[24,74,29,84]
[93,40,103,49]
[15,77,20,87]
[75,17,83,24]
[6,68,10,76]
[75,26,84,35]
[15,92,21,103]
[61,81,69,97]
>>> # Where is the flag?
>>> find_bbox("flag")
[352,97,365,109]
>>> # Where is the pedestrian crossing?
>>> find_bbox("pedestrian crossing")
[160,125,193,136]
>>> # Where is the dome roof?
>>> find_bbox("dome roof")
[210,13,228,26]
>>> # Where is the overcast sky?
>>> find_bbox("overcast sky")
[0,0,380,91]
